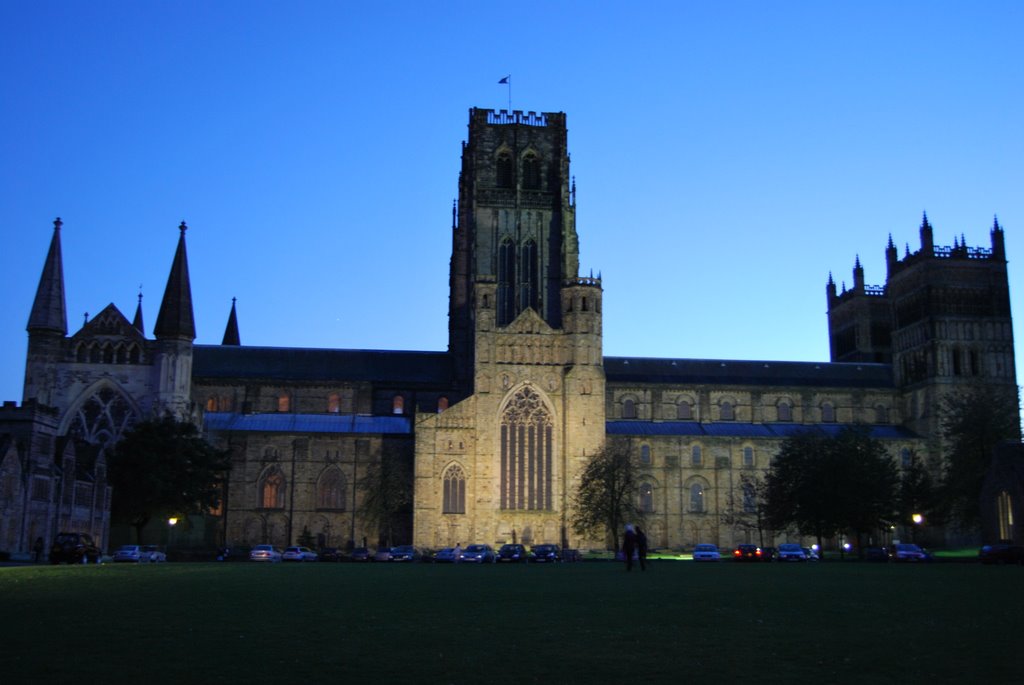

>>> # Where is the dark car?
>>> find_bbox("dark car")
[50,532,102,564]
[531,544,561,563]
[460,544,496,563]
[389,545,422,562]
[979,543,1024,565]
[318,547,345,562]
[497,544,529,563]
[863,546,890,562]
[732,544,764,562]
[349,547,372,562]
[760,546,776,562]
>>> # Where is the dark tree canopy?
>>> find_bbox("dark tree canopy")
[571,436,643,551]
[721,473,772,547]
[107,415,231,541]
[940,384,1021,529]
[765,426,897,550]
[357,453,412,548]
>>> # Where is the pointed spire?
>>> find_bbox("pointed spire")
[953,236,960,249]
[993,215,1002,232]
[887,234,895,250]
[905,243,911,257]
[154,221,196,340]
[132,289,145,335]
[27,217,68,335]
[919,211,934,255]
[828,271,835,286]
[221,297,240,346]
[921,211,931,230]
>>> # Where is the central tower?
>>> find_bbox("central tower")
[448,108,579,385]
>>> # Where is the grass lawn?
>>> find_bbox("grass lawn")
[1,559,1018,684]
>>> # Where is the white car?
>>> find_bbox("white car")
[692,544,721,561]
[282,546,318,562]
[249,544,283,562]
[112,545,144,563]
[140,545,167,562]
[776,543,808,561]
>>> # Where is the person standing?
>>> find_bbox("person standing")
[635,527,648,571]
[622,524,637,571]
[33,537,44,564]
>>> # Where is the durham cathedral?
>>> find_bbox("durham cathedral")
[1,108,1018,557]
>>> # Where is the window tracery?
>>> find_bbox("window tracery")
[500,386,553,510]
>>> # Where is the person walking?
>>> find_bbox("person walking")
[622,524,637,571]
[635,526,648,571]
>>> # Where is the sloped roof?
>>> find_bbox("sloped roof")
[604,356,893,388]
[606,420,918,440]
[193,346,455,385]
[204,412,411,435]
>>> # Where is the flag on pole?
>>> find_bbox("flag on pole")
[498,76,509,84]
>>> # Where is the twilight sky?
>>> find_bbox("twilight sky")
[1,1,1021,403]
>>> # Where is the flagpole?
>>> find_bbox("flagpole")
[499,75,511,113]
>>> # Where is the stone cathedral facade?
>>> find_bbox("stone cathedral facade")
[1,107,1018,556]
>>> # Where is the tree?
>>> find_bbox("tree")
[765,426,897,552]
[721,473,772,547]
[940,384,1021,529]
[897,449,938,529]
[357,453,412,548]
[107,415,231,543]
[571,436,643,552]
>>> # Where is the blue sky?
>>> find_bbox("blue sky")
[1,1,1021,403]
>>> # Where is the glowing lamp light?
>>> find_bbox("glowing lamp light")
[843,542,851,551]
[168,517,179,526]
[912,513,923,525]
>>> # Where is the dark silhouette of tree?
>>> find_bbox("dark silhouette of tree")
[940,384,1021,530]
[571,436,643,552]
[765,426,897,552]
[897,449,938,528]
[107,416,231,543]
[721,473,773,547]
[357,453,412,548]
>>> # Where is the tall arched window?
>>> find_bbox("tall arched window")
[496,152,513,187]
[777,401,793,422]
[690,483,705,513]
[521,239,538,312]
[437,396,449,412]
[640,444,651,465]
[443,463,466,514]
[68,386,138,453]
[317,468,346,510]
[743,446,755,467]
[522,153,540,189]
[260,469,285,509]
[742,481,757,513]
[720,401,735,421]
[497,238,516,326]
[639,482,654,513]
[622,398,636,419]
[392,395,404,415]
[277,394,290,412]
[821,402,835,423]
[327,393,341,413]
[500,386,553,511]
[677,401,693,420]
[691,445,702,467]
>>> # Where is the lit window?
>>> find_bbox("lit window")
[205,397,216,412]
[437,396,449,412]
[260,470,285,509]
[327,393,340,413]
[277,394,290,413]
[392,395,404,415]
[690,483,705,513]
[640,483,654,513]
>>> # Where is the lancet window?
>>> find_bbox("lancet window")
[500,386,553,511]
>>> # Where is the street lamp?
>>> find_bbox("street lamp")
[911,513,923,542]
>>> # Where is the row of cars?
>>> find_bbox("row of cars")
[243,542,568,563]
[693,542,933,562]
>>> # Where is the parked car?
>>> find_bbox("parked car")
[373,547,394,562]
[760,546,776,562]
[979,543,1024,565]
[892,543,929,562]
[249,544,283,562]
[217,546,252,562]
[732,544,764,562]
[802,547,819,561]
[530,544,561,563]
[318,547,345,562]
[460,544,496,563]
[141,545,167,562]
[282,546,318,562]
[389,545,421,562]
[349,547,372,562]
[497,544,529,563]
[692,544,721,562]
[432,547,458,563]
[777,543,808,561]
[113,544,144,563]
[863,546,890,562]
[50,532,102,564]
